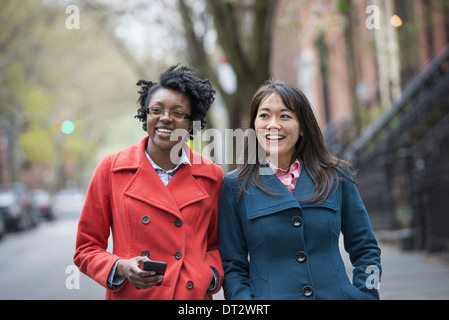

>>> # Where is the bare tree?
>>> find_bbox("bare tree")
[83,0,278,129]
[178,0,278,129]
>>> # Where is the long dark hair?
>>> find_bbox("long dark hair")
[237,78,356,203]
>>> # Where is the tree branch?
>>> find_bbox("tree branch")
[251,0,277,81]
[177,0,233,109]
[206,0,252,81]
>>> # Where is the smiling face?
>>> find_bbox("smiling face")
[254,93,301,169]
[146,88,192,168]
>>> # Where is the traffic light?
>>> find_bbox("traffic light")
[61,120,75,134]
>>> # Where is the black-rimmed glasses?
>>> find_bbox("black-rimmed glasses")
[147,107,192,120]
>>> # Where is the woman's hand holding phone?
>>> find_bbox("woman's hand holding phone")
[115,256,164,289]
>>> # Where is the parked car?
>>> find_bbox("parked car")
[0,189,21,230]
[0,205,5,240]
[0,183,38,231]
[51,188,86,217]
[31,189,54,220]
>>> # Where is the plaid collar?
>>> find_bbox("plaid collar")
[267,158,301,193]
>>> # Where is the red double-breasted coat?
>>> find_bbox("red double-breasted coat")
[74,137,224,300]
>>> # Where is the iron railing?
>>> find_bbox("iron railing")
[344,44,449,252]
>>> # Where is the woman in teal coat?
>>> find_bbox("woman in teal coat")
[218,79,381,300]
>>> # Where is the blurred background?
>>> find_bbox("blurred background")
[1,0,449,299]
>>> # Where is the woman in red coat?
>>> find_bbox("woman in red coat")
[74,65,224,300]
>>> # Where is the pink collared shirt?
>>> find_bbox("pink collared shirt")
[267,159,301,193]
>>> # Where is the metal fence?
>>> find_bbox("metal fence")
[344,45,449,252]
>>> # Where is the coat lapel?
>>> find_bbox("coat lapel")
[123,148,182,218]
[294,168,339,211]
[112,137,179,217]
[244,167,337,219]
[117,138,218,218]
[166,144,222,211]
[166,164,209,210]
[245,170,301,220]
[294,167,316,204]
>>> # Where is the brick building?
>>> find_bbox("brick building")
[271,0,449,252]
[271,0,448,152]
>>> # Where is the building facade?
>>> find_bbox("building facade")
[270,0,449,252]
[271,0,448,151]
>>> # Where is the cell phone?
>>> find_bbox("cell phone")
[142,259,167,276]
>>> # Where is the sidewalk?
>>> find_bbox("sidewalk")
[215,236,449,300]
[340,234,449,300]
[375,242,449,300]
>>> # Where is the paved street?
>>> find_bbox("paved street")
[0,215,106,300]
[1,215,449,300]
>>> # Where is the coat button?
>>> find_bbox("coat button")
[141,249,150,257]
[291,216,302,227]
[141,215,150,225]
[302,285,313,297]
[174,218,183,227]
[296,251,307,263]
[175,251,183,260]
[185,280,194,289]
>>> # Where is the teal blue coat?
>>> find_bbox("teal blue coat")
[218,168,381,300]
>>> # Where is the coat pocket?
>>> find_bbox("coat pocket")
[341,283,364,300]
[337,266,364,300]
[249,268,269,300]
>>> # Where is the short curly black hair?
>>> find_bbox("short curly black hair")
[135,65,215,135]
